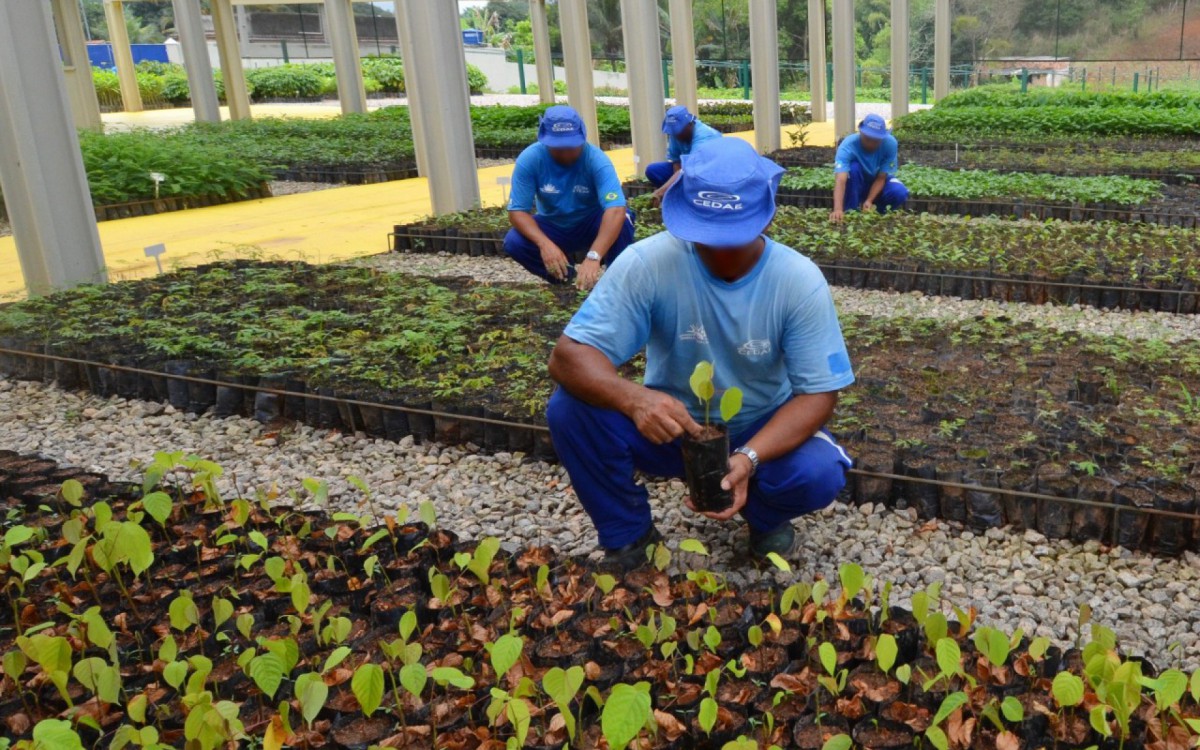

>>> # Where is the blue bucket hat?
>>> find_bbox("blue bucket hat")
[538,105,587,148]
[661,138,786,247]
[662,105,697,136]
[859,113,889,140]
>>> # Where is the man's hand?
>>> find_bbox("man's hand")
[649,188,666,208]
[539,241,570,281]
[685,452,752,521]
[829,209,845,224]
[861,200,874,214]
[627,389,701,444]
[576,258,602,291]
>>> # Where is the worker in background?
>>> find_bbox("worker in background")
[645,105,723,206]
[547,138,855,570]
[829,113,909,223]
[504,105,635,291]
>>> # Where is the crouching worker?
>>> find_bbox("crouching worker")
[504,105,635,291]
[645,105,723,204]
[830,113,909,223]
[546,138,856,570]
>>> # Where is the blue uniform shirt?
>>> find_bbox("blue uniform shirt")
[834,133,900,178]
[564,231,855,435]
[508,143,627,229]
[667,120,723,163]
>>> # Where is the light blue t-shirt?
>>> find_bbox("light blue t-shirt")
[508,143,627,229]
[834,133,900,178]
[563,232,855,435]
[667,121,723,163]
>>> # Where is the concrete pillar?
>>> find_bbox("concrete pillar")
[558,0,599,146]
[392,3,428,177]
[891,0,910,117]
[0,1,107,295]
[529,0,555,104]
[51,0,103,130]
[396,0,480,214]
[749,0,781,154]
[103,0,142,112]
[620,0,666,175]
[934,0,951,100]
[668,0,699,114]
[807,0,827,123]
[832,0,857,139]
[325,0,367,115]
[171,0,220,122]
[235,5,252,56]
[211,0,251,120]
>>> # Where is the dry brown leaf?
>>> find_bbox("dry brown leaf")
[996,730,1020,750]
[5,712,30,736]
[687,601,709,626]
[650,576,674,607]
[654,709,687,741]
[770,671,810,694]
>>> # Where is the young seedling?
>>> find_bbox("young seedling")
[688,361,744,427]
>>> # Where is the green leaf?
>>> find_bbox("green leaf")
[418,499,437,529]
[1001,695,1024,723]
[323,646,352,674]
[765,552,791,572]
[236,613,254,640]
[876,633,898,673]
[249,652,286,699]
[1089,705,1112,737]
[141,492,173,525]
[689,362,715,403]
[601,683,653,750]
[818,642,837,676]
[360,528,389,552]
[60,480,84,507]
[698,696,718,735]
[32,719,83,750]
[352,663,385,717]
[935,638,962,677]
[1028,636,1051,660]
[678,538,709,556]
[932,691,969,726]
[432,666,474,690]
[168,594,200,632]
[838,563,865,599]
[212,597,234,630]
[895,663,911,685]
[1155,668,1188,710]
[294,672,328,727]
[488,633,524,679]
[127,693,148,724]
[4,526,33,548]
[926,725,948,750]
[719,387,743,423]
[1052,671,1085,708]
[821,734,853,750]
[400,662,428,698]
[81,607,114,650]
[163,660,188,690]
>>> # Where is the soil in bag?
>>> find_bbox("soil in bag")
[682,425,732,513]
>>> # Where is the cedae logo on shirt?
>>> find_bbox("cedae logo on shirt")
[738,339,771,356]
[693,191,743,211]
[540,183,560,194]
[574,185,591,194]
[551,122,576,132]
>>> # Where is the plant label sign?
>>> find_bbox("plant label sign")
[144,243,167,274]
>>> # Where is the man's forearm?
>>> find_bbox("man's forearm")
[833,173,848,212]
[589,206,628,258]
[510,211,552,248]
[865,173,888,204]
[740,392,838,463]
[548,335,644,415]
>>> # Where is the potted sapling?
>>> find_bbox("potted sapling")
[681,362,744,513]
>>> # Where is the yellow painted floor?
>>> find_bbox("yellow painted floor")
[0,120,833,298]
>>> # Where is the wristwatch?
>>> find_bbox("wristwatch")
[733,446,759,476]
[585,250,602,262]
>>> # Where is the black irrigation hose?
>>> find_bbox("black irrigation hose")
[3,345,1197,526]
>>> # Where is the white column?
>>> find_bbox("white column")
[171,0,220,122]
[620,0,666,175]
[749,0,781,153]
[325,0,367,115]
[529,0,555,104]
[396,0,480,214]
[51,0,103,130]
[392,3,427,177]
[211,0,251,120]
[103,0,142,112]
[832,0,857,139]
[235,5,252,56]
[807,0,827,123]
[668,0,699,114]
[558,0,598,146]
[0,1,106,295]
[934,0,951,100]
[891,0,910,117]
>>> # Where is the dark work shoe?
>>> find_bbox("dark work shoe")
[748,523,796,559]
[602,525,663,573]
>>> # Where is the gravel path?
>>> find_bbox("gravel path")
[350,252,1200,343]
[268,180,342,197]
[3,373,1200,667]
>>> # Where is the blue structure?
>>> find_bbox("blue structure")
[85,42,170,70]
[461,29,486,46]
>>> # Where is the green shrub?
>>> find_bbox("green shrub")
[135,72,165,102]
[134,60,185,77]
[319,76,339,97]
[893,105,1200,139]
[159,72,191,105]
[92,69,121,102]
[362,56,405,93]
[245,63,325,100]
[363,76,383,95]
[466,63,488,94]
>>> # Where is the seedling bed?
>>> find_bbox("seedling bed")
[392,205,1200,315]
[0,449,1195,749]
[2,262,1200,554]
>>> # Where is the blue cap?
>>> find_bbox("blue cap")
[537,105,587,148]
[662,105,697,135]
[661,138,786,247]
[859,113,889,140]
